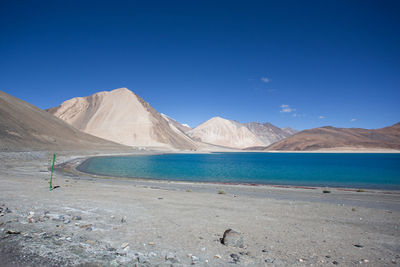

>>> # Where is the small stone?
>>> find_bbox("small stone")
[265,258,275,263]
[64,219,71,224]
[87,240,96,245]
[66,237,72,241]
[361,259,369,263]
[191,255,200,264]
[110,215,115,219]
[332,260,339,265]
[138,255,148,263]
[262,249,268,253]
[201,247,206,251]
[354,244,364,248]
[121,242,129,249]
[221,229,244,248]
[6,230,20,234]
[72,216,82,220]
[230,253,240,263]
[121,216,127,223]
[299,258,304,262]
[148,241,155,246]
[214,254,221,259]
[165,252,176,261]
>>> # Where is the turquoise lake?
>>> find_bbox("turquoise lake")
[78,153,400,189]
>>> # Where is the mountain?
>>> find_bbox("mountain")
[48,88,197,150]
[187,117,264,149]
[281,127,298,135]
[244,122,296,146]
[160,113,191,133]
[0,90,128,151]
[266,123,400,151]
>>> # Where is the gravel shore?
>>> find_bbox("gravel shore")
[1,151,399,266]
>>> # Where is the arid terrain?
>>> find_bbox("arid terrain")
[1,151,399,266]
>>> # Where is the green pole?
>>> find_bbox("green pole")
[50,153,56,190]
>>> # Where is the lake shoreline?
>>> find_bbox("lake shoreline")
[71,152,400,191]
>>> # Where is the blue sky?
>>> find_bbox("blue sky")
[1,0,399,130]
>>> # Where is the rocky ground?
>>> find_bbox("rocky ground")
[0,151,400,266]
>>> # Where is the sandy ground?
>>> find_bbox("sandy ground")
[0,151,400,266]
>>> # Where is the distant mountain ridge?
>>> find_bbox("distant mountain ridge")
[187,117,296,149]
[266,123,400,151]
[244,122,297,146]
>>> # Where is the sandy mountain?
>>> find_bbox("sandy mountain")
[161,113,191,133]
[48,88,197,150]
[187,117,264,149]
[244,122,296,146]
[0,90,128,151]
[266,123,400,151]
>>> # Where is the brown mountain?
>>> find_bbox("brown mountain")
[266,123,400,151]
[0,90,129,151]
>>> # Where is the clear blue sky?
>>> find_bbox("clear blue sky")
[1,0,399,130]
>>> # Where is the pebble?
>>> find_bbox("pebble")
[121,216,127,223]
[262,249,268,253]
[191,255,200,264]
[64,219,71,224]
[354,244,364,248]
[332,260,339,265]
[121,242,129,249]
[6,230,20,234]
[165,252,176,261]
[214,254,222,259]
[230,253,240,263]
[72,216,82,220]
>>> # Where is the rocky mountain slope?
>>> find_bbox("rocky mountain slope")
[0,90,128,151]
[266,123,400,151]
[160,113,191,133]
[244,122,296,146]
[48,88,197,150]
[187,117,265,149]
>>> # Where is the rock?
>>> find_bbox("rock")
[332,260,339,265]
[64,219,71,224]
[230,253,240,263]
[265,258,275,263]
[79,224,92,229]
[262,249,268,253]
[354,244,364,248]
[72,215,82,220]
[116,248,127,256]
[121,242,129,249]
[148,241,155,246]
[6,230,20,234]
[221,229,244,248]
[191,255,200,264]
[51,214,65,221]
[138,254,148,263]
[165,252,177,261]
[121,216,127,223]
[214,254,222,259]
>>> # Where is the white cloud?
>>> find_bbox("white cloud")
[350,118,357,122]
[280,104,295,113]
[319,116,325,119]
[261,77,270,83]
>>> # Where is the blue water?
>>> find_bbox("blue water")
[78,153,400,189]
